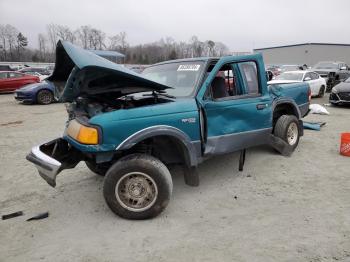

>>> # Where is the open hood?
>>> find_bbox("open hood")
[48,40,171,102]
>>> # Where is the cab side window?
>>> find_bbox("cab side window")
[207,61,260,100]
[207,63,243,100]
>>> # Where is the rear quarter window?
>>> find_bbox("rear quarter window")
[239,62,259,95]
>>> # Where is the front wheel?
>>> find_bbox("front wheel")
[318,85,325,98]
[36,89,53,105]
[103,154,173,220]
[274,115,300,151]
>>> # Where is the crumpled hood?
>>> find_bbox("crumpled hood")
[90,98,198,123]
[48,40,171,102]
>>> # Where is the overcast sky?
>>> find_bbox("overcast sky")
[1,0,349,51]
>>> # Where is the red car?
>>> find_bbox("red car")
[0,71,40,93]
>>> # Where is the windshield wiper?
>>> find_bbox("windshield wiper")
[143,90,176,100]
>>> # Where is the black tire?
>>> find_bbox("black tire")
[85,161,110,176]
[318,85,325,98]
[103,154,173,220]
[274,115,300,151]
[36,89,53,105]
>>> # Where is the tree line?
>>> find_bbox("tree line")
[0,24,231,64]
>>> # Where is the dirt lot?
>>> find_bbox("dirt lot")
[0,93,349,262]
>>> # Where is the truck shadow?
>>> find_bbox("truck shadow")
[169,145,278,192]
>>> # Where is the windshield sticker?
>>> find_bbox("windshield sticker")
[177,64,201,71]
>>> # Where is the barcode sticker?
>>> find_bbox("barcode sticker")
[177,64,201,71]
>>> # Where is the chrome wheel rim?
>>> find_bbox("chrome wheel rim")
[115,172,158,212]
[287,122,298,145]
[38,91,52,104]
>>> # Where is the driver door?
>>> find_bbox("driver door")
[196,55,273,156]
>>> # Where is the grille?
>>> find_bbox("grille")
[15,92,29,98]
[338,92,350,100]
[329,93,339,101]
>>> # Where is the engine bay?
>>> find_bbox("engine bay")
[66,93,173,120]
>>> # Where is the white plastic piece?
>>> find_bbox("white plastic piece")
[309,104,330,115]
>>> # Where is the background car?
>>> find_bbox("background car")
[19,67,51,76]
[15,80,56,104]
[0,71,40,93]
[312,61,350,91]
[329,77,350,105]
[279,64,304,73]
[266,64,281,76]
[0,65,15,71]
[268,70,326,97]
[25,71,48,81]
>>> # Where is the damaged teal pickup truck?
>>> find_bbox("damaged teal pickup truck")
[27,41,310,219]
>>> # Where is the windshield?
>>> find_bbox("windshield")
[142,61,204,96]
[314,62,339,69]
[275,72,304,81]
[345,77,350,83]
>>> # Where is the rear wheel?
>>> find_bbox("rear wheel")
[103,154,173,220]
[36,89,53,105]
[318,85,325,98]
[274,115,300,151]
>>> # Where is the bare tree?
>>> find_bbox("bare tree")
[86,28,105,50]
[47,23,58,53]
[16,32,28,59]
[0,25,7,60]
[206,40,215,56]
[0,23,232,63]
[76,25,91,49]
[56,25,75,42]
[4,24,19,60]
[38,33,47,61]
[189,35,204,57]
[109,31,128,54]
[214,42,229,56]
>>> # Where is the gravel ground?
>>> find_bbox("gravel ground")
[0,93,350,262]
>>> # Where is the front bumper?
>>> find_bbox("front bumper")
[26,138,81,187]
[329,92,350,104]
[14,92,35,102]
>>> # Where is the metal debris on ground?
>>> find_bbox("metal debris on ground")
[2,211,24,220]
[303,121,327,131]
[26,212,49,221]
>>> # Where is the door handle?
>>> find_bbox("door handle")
[256,103,268,110]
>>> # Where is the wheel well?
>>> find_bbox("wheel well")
[124,135,190,167]
[36,88,53,96]
[273,103,299,127]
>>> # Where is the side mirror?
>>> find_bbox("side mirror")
[340,66,347,70]
[304,77,311,81]
[266,71,274,81]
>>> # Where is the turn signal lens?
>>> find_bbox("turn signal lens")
[77,125,98,144]
[67,120,99,145]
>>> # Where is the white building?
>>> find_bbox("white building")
[254,43,350,67]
